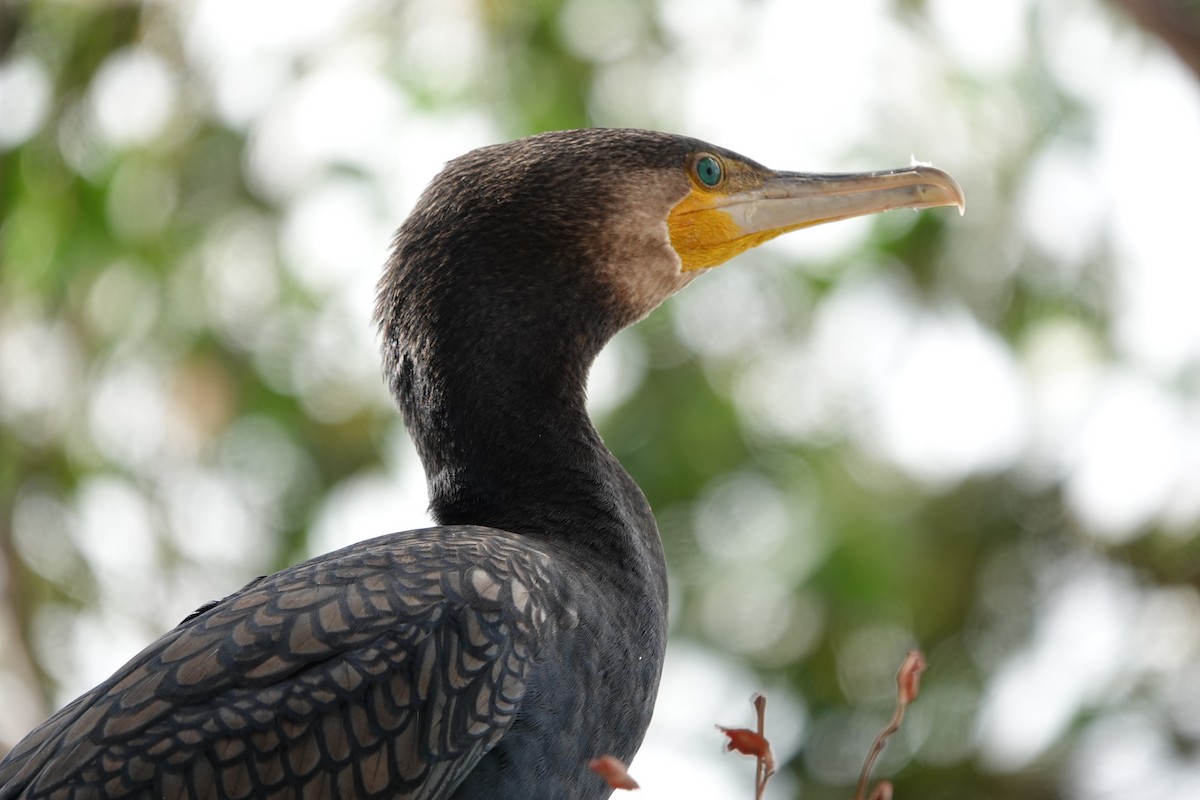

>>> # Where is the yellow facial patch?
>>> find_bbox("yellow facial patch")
[667,187,790,272]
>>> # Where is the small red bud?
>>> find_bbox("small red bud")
[868,780,894,800]
[589,755,639,791]
[897,650,927,706]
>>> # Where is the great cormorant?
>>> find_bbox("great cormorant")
[0,128,963,799]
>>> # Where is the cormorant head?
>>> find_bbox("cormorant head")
[377,128,963,381]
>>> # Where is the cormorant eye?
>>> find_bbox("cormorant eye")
[694,155,723,187]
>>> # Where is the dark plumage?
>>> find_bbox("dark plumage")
[0,128,962,799]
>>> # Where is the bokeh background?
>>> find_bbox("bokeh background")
[2,1,1200,797]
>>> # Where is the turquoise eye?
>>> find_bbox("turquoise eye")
[695,155,722,187]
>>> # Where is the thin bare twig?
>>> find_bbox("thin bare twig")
[853,650,927,800]
[752,694,771,800]
[718,693,776,799]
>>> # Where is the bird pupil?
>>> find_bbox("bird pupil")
[696,156,721,187]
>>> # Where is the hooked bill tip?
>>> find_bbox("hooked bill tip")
[913,163,965,216]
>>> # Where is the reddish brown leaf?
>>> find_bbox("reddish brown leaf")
[589,755,640,791]
[717,726,766,758]
[717,726,777,775]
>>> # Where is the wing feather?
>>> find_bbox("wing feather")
[0,527,573,800]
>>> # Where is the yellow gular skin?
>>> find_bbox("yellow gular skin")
[667,186,808,272]
[667,190,745,271]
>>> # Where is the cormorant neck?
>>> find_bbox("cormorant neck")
[408,322,613,531]
[377,256,659,570]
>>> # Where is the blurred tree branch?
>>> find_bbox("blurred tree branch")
[1109,0,1200,82]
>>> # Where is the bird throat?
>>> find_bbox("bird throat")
[391,307,654,561]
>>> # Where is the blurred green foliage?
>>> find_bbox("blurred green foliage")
[2,2,1199,799]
